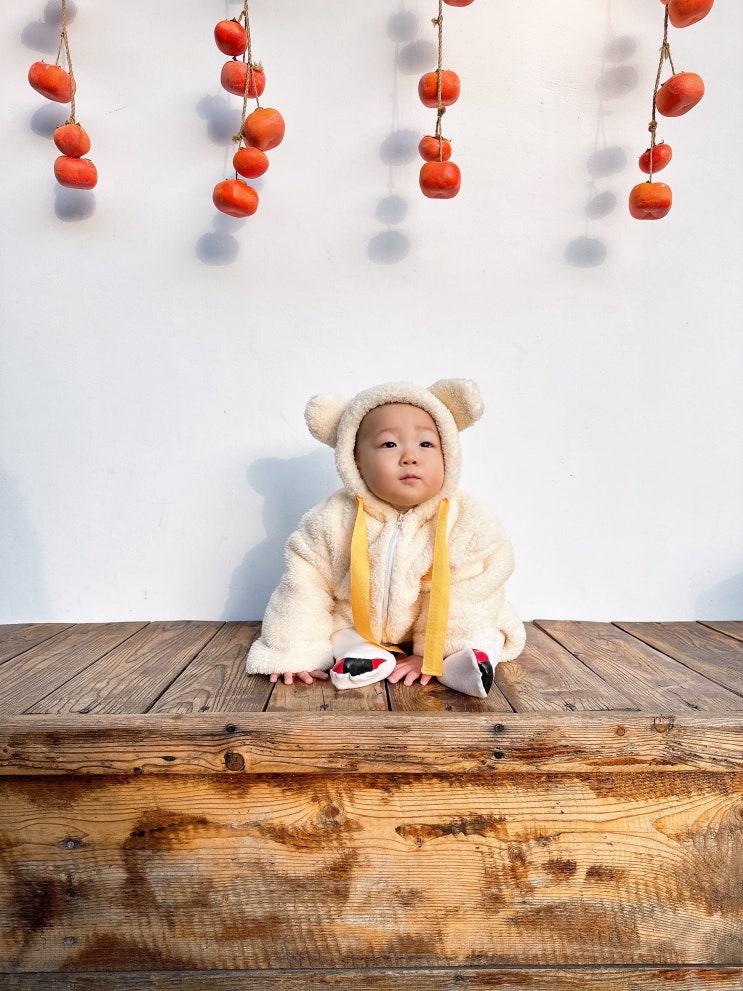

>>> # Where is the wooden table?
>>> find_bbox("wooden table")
[1,620,742,990]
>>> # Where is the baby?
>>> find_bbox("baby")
[246,379,525,697]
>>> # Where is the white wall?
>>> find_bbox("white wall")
[1,0,741,624]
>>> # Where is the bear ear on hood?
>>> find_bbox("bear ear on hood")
[429,378,484,431]
[305,394,348,448]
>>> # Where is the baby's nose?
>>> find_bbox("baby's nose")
[401,448,417,463]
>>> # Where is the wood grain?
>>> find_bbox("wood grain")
[2,711,743,776]
[0,623,72,665]
[3,969,743,990]
[24,622,221,715]
[2,771,742,971]
[536,621,743,711]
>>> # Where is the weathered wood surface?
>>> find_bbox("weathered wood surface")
[3,971,743,991]
[2,769,743,970]
[1,620,742,981]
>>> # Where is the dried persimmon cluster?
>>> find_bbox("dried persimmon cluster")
[27,0,97,191]
[212,3,285,218]
[629,0,713,219]
[417,0,475,200]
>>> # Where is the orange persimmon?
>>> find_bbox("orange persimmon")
[233,146,269,178]
[418,135,452,161]
[444,0,476,5]
[655,72,704,116]
[629,181,672,219]
[54,156,98,189]
[664,0,715,28]
[419,160,461,199]
[638,142,672,174]
[220,61,265,98]
[418,70,460,108]
[242,107,285,151]
[214,19,248,56]
[53,123,91,158]
[28,61,73,103]
[213,178,259,217]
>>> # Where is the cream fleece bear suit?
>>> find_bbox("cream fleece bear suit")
[246,379,525,677]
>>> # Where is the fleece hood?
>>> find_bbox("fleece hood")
[304,379,484,512]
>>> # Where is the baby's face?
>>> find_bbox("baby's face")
[355,403,445,513]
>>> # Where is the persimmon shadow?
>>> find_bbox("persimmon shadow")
[221,450,338,621]
[54,186,96,222]
[21,1,78,54]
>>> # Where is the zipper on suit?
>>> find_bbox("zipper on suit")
[381,513,405,637]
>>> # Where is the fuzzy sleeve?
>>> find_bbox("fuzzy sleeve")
[413,494,526,662]
[246,500,340,675]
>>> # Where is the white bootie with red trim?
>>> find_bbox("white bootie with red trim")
[438,648,494,698]
[330,644,396,690]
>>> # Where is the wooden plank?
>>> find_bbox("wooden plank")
[616,622,743,698]
[701,620,743,644]
[2,711,743,776]
[0,623,148,716]
[267,676,390,711]
[3,969,743,990]
[24,621,222,716]
[536,621,743,712]
[495,623,636,713]
[0,623,72,664]
[388,678,512,712]
[2,771,742,970]
[151,623,270,713]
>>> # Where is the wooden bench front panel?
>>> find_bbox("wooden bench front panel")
[2,767,743,971]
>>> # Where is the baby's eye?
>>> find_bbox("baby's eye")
[420,441,434,448]
[381,441,397,448]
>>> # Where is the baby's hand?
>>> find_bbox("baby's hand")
[386,654,434,687]
[269,670,330,685]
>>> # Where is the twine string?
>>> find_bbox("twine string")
[648,2,673,181]
[233,0,260,167]
[57,0,76,123]
[433,0,446,156]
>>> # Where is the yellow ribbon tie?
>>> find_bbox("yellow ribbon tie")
[422,498,450,677]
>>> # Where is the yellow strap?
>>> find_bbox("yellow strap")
[421,498,450,677]
[350,496,376,644]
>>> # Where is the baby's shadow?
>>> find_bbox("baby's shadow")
[221,450,338,620]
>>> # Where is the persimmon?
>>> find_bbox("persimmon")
[629,181,672,219]
[242,107,285,151]
[418,70,460,108]
[664,0,714,28]
[220,61,265,98]
[444,0,476,5]
[233,146,269,178]
[28,61,73,103]
[655,72,704,116]
[213,178,259,217]
[214,19,248,56]
[53,123,91,158]
[639,142,672,174]
[419,160,461,199]
[418,135,452,161]
[54,156,98,190]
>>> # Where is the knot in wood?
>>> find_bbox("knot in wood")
[224,750,245,771]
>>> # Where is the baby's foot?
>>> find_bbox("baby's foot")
[437,648,493,698]
[330,652,396,690]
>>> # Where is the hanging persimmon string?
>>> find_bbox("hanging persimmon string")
[27,0,97,192]
[418,0,467,199]
[212,0,285,218]
[629,0,710,220]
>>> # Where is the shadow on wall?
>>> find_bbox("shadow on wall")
[222,449,339,620]
[0,466,49,621]
[564,26,639,268]
[367,8,437,265]
[696,572,743,620]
